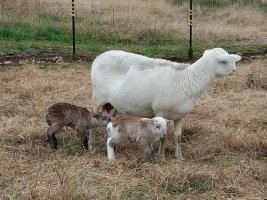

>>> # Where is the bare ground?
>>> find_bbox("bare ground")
[1,48,267,67]
[0,57,267,199]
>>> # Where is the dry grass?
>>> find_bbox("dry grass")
[1,0,266,44]
[0,58,267,199]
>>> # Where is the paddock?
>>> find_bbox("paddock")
[0,57,266,199]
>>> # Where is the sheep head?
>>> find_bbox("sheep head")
[141,117,167,139]
[204,48,242,77]
[91,111,111,127]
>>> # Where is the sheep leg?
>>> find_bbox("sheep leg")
[79,134,89,150]
[141,144,153,162]
[76,128,89,150]
[150,143,154,153]
[174,119,183,160]
[88,102,103,150]
[47,123,62,149]
[88,129,95,150]
[107,137,119,160]
[157,137,166,161]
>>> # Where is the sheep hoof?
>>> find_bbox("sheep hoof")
[108,156,115,160]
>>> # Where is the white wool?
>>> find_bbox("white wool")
[91,48,241,159]
[106,116,167,160]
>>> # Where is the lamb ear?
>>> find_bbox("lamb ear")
[109,109,117,119]
[93,113,100,119]
[141,118,154,125]
[218,54,241,63]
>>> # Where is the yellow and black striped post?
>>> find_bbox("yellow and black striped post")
[188,0,193,59]
[71,0,76,56]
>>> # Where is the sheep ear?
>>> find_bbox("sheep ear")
[203,49,211,56]
[141,118,154,125]
[218,54,241,63]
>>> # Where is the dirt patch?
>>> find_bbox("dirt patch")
[1,49,266,68]
[0,53,96,68]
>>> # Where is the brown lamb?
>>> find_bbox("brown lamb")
[45,102,110,149]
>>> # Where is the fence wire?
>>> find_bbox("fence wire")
[0,0,266,55]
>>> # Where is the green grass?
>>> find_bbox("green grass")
[0,18,197,59]
[0,21,70,42]
[0,8,266,61]
[0,10,208,60]
[170,0,267,12]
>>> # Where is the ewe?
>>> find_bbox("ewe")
[91,48,241,160]
[45,102,110,149]
[106,109,167,161]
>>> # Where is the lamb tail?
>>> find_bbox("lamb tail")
[45,112,51,126]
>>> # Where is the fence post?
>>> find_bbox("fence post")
[188,0,193,59]
[71,0,76,56]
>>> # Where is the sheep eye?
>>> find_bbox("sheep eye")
[102,116,107,120]
[219,60,227,65]
[156,125,161,129]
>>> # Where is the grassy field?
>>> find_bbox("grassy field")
[0,0,267,58]
[0,0,267,199]
[0,57,267,199]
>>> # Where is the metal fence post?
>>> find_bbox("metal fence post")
[188,0,193,59]
[71,0,76,56]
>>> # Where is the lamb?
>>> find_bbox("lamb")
[45,102,110,149]
[106,109,167,161]
[90,48,241,160]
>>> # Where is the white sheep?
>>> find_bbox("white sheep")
[91,48,241,160]
[106,110,167,161]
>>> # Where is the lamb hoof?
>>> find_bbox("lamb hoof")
[156,154,166,161]
[175,155,184,161]
[81,144,89,150]
[50,145,58,149]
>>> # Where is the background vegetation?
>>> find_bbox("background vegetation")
[0,0,267,59]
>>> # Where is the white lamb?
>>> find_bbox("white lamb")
[91,48,241,160]
[106,110,167,161]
